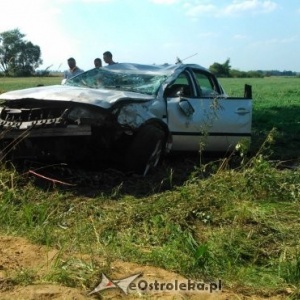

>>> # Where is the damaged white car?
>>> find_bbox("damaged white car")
[0,63,252,175]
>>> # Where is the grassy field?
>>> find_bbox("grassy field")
[0,76,300,298]
[0,76,61,93]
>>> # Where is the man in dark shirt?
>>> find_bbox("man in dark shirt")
[103,51,117,65]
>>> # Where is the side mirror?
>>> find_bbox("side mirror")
[178,99,194,117]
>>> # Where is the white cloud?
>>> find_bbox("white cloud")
[221,0,278,16]
[184,3,216,17]
[183,0,277,18]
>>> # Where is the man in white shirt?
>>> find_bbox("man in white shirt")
[63,57,84,79]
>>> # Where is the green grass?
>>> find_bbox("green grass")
[0,76,61,93]
[0,76,300,298]
[1,150,300,298]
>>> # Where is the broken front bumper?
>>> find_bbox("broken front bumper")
[0,124,92,139]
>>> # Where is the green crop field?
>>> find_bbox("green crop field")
[0,76,300,299]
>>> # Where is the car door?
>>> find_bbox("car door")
[166,68,252,152]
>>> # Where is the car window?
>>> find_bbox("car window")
[65,68,167,96]
[165,72,193,98]
[174,73,189,85]
[192,70,220,97]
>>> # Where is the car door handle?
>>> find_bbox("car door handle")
[235,108,250,115]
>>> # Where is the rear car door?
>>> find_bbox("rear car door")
[165,68,252,152]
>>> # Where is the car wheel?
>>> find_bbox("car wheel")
[125,125,166,176]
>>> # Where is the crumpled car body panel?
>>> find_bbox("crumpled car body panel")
[0,85,154,109]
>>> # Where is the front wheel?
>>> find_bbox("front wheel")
[125,125,166,176]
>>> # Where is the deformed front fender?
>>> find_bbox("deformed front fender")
[114,101,172,153]
[116,102,156,129]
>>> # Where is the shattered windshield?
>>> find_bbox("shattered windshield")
[65,67,167,96]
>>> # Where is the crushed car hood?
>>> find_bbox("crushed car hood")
[0,85,153,109]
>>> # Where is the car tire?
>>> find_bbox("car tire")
[125,125,166,176]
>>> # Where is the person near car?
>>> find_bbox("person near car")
[103,51,117,65]
[94,58,102,68]
[63,57,84,79]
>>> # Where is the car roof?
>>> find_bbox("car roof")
[103,62,209,75]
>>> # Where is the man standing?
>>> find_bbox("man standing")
[103,51,117,65]
[94,58,102,68]
[64,57,84,79]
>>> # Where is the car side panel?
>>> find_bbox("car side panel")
[167,96,252,151]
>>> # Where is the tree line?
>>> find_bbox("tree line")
[0,29,298,77]
[209,58,298,78]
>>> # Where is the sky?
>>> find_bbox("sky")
[1,0,300,72]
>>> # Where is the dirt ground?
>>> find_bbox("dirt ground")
[0,235,288,300]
